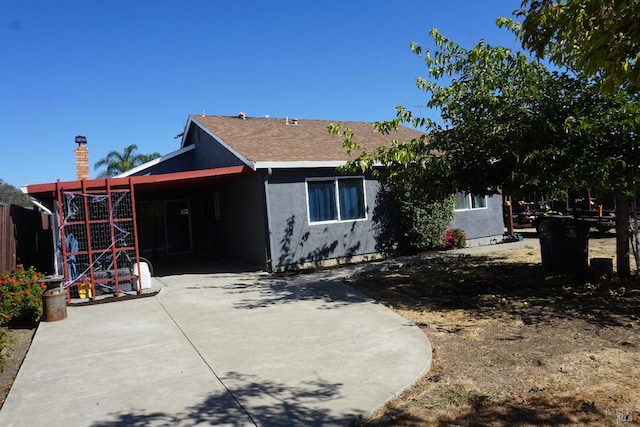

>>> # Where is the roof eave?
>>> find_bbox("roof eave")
[253,161,346,169]
[252,160,384,169]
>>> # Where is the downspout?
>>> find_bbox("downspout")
[27,197,53,215]
[20,186,53,216]
[263,168,274,272]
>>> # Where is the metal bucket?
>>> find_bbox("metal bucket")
[42,275,64,291]
[42,287,67,322]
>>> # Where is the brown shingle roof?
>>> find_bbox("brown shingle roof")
[190,114,426,165]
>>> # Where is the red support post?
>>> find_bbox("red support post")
[129,179,142,294]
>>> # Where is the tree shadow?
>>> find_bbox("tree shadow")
[276,215,362,272]
[370,186,404,255]
[278,215,306,267]
[348,254,640,328]
[90,372,356,427]
[221,273,374,310]
[360,394,624,426]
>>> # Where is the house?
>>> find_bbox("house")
[26,114,504,295]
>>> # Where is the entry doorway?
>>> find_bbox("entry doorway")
[139,200,192,257]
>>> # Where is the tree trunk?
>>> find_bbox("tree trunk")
[504,195,514,236]
[615,192,630,277]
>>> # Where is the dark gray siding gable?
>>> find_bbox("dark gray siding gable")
[129,150,197,176]
[187,125,246,169]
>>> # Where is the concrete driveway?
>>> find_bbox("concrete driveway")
[0,265,432,426]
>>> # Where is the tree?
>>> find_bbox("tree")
[337,28,565,197]
[333,29,569,253]
[517,0,640,275]
[335,26,640,276]
[330,123,456,252]
[518,0,640,91]
[0,179,32,207]
[560,81,640,276]
[94,144,161,178]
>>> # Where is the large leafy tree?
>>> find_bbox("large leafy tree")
[335,25,640,276]
[518,0,640,91]
[330,123,456,252]
[94,144,161,178]
[337,28,566,197]
[517,0,640,275]
[561,81,640,276]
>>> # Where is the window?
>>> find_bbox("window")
[455,192,487,210]
[307,181,337,222]
[307,177,366,223]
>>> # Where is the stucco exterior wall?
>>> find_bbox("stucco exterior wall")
[265,169,386,270]
[215,173,268,267]
[450,195,505,246]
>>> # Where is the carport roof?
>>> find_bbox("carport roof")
[25,165,252,202]
[184,114,427,169]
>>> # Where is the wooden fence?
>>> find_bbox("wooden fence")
[0,203,53,274]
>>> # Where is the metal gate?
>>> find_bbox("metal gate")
[57,180,141,300]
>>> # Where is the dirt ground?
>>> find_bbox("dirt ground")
[347,232,640,426]
[0,327,35,408]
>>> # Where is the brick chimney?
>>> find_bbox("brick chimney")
[74,135,89,180]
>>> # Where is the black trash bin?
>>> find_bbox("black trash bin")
[539,216,590,275]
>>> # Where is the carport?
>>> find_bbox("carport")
[25,165,253,300]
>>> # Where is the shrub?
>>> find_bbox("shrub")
[444,228,466,249]
[399,195,456,252]
[0,265,46,326]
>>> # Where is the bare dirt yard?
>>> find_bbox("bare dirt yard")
[0,326,35,408]
[347,232,640,426]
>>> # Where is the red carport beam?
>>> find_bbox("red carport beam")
[25,165,253,198]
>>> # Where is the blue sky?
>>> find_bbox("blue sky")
[1,1,522,188]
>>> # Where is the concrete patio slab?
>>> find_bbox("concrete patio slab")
[0,266,432,426]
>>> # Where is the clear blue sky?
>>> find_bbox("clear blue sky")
[1,0,521,188]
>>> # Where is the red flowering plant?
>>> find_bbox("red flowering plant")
[0,264,45,326]
[444,228,466,249]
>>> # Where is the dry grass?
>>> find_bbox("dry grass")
[347,233,640,426]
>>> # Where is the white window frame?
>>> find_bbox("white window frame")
[454,192,488,211]
[305,176,368,225]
